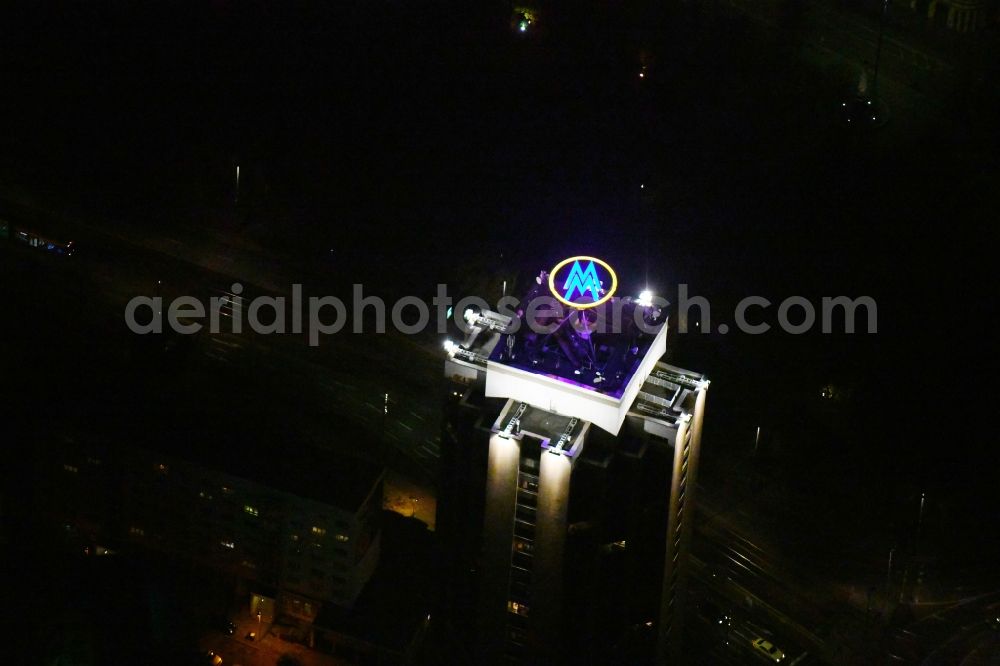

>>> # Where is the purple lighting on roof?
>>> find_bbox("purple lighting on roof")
[491,270,665,401]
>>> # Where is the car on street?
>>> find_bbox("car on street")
[751,637,786,662]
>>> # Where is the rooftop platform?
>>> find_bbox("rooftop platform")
[134,434,385,513]
[484,275,668,435]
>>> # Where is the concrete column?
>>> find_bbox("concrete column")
[480,433,520,662]
[657,415,690,664]
[533,451,572,650]
[673,387,708,650]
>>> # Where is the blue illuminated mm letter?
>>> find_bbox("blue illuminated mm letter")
[562,260,602,303]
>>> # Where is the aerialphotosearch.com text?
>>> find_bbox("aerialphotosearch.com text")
[124,283,877,346]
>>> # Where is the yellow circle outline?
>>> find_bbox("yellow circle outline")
[547,255,618,309]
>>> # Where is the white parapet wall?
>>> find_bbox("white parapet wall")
[484,322,667,436]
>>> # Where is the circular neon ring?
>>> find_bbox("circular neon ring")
[547,255,618,309]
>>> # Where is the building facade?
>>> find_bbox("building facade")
[40,439,383,624]
[439,261,709,665]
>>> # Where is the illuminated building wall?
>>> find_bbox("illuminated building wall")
[440,261,708,664]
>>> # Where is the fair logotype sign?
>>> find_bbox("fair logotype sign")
[548,256,617,309]
[123,252,876,341]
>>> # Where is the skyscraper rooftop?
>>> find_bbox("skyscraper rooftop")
[447,263,670,434]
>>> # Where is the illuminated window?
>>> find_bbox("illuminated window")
[220,540,235,549]
[334,534,349,543]
[244,505,259,517]
[507,600,530,616]
[311,526,326,536]
[63,464,79,473]
[129,526,145,537]
[290,534,300,542]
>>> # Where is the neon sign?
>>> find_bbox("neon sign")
[548,256,617,309]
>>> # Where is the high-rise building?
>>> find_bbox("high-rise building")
[439,258,709,665]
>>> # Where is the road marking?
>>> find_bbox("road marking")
[329,378,351,389]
